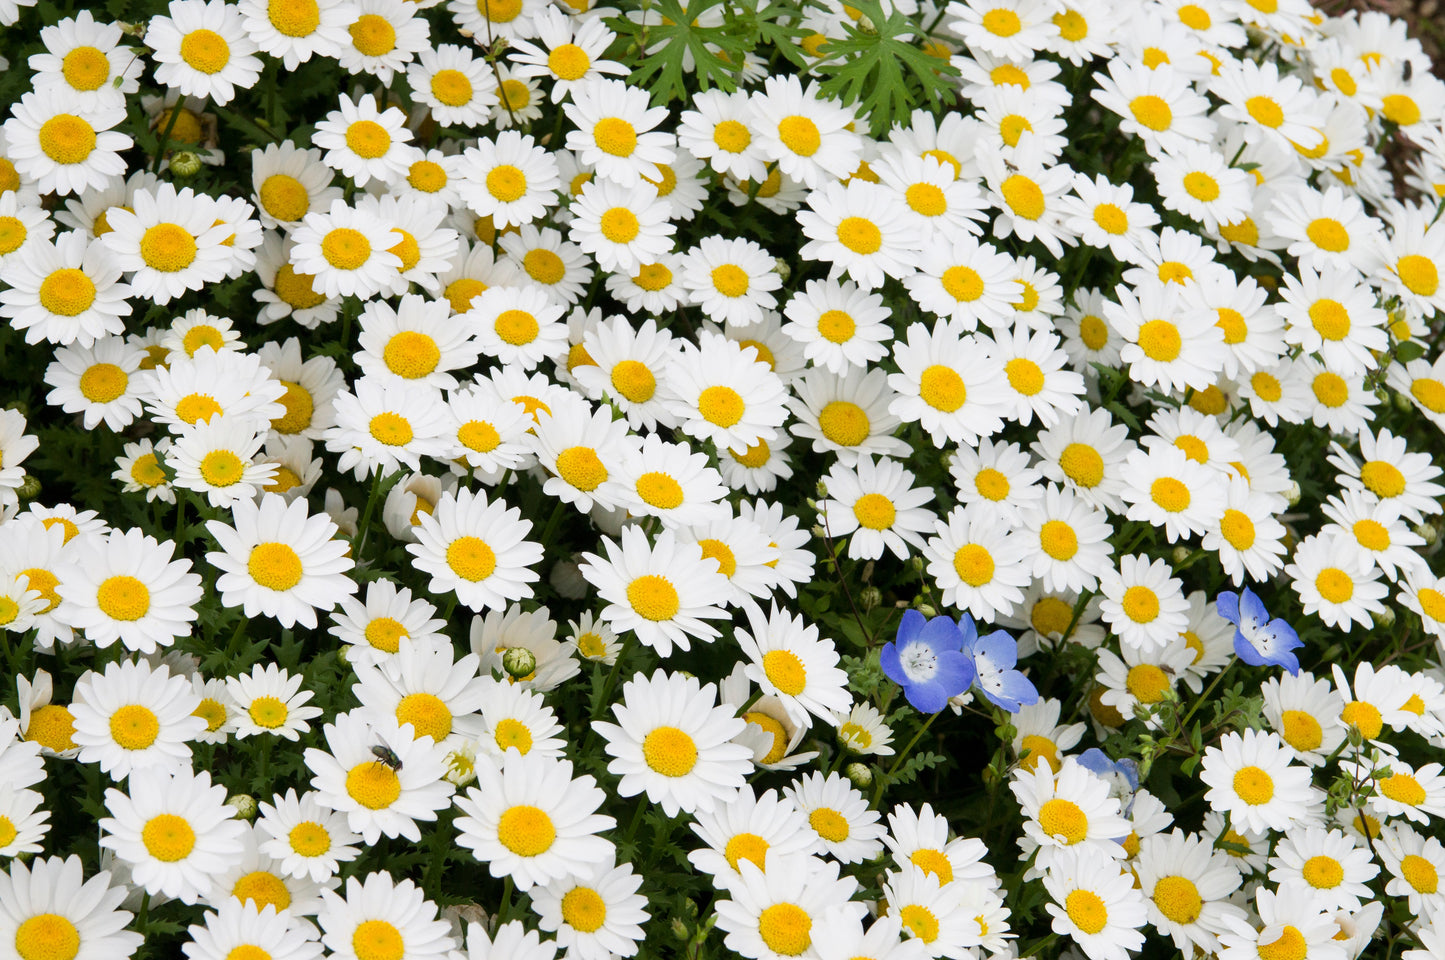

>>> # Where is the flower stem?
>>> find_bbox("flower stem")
[871,709,940,807]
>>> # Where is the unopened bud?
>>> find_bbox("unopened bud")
[845,762,873,788]
[1416,522,1439,546]
[857,14,876,32]
[444,745,478,787]
[816,480,829,499]
[227,794,258,820]
[910,556,925,573]
[17,475,40,501]
[1348,723,1365,748]
[1394,391,1414,413]
[503,647,537,679]
[811,525,827,538]
[671,919,690,941]
[336,644,350,665]
[1372,605,1396,628]
[170,151,203,177]
[860,586,882,612]
[915,602,936,618]
[1171,546,1191,565]
[1284,480,1302,507]
[774,258,791,283]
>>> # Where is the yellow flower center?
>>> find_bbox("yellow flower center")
[697,538,736,577]
[288,820,330,857]
[368,411,413,446]
[1152,875,1202,924]
[1126,664,1169,703]
[1038,798,1088,844]
[1360,460,1405,498]
[713,119,751,152]
[142,813,197,861]
[636,471,684,509]
[1256,925,1307,960]
[1315,568,1353,603]
[555,447,607,491]
[594,117,638,157]
[599,208,639,243]
[818,400,869,446]
[1150,476,1191,513]
[62,46,110,90]
[140,223,197,273]
[78,363,127,403]
[1064,890,1108,934]
[1001,174,1044,219]
[1183,171,1219,201]
[200,449,245,488]
[345,120,391,159]
[1302,855,1344,889]
[547,43,591,81]
[758,903,812,956]
[642,725,697,776]
[777,116,820,156]
[353,920,404,960]
[364,617,407,653]
[181,28,230,73]
[1246,96,1284,128]
[1232,765,1274,804]
[446,536,496,582]
[26,704,77,752]
[109,703,160,750]
[1130,95,1173,131]
[1400,855,1438,893]
[919,364,966,412]
[982,8,1022,35]
[232,870,291,912]
[627,574,679,621]
[493,717,532,754]
[1379,772,1426,806]
[396,692,452,741]
[561,886,608,933]
[899,903,939,942]
[809,807,850,842]
[269,0,321,36]
[96,575,150,622]
[1137,319,1181,361]
[1079,314,1109,350]
[724,832,770,871]
[346,761,401,809]
[38,115,97,165]
[952,544,994,587]
[248,542,304,591]
[836,217,882,254]
[1039,520,1078,561]
[762,649,807,696]
[852,492,895,530]
[15,914,81,960]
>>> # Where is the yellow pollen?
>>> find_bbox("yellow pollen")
[852,492,895,530]
[1152,875,1202,924]
[599,208,639,243]
[809,808,850,842]
[836,217,882,254]
[1150,476,1191,512]
[368,411,413,446]
[109,703,160,750]
[919,364,966,412]
[446,536,496,582]
[758,903,812,956]
[321,227,371,270]
[1126,663,1169,703]
[25,704,77,752]
[346,761,401,809]
[396,692,452,741]
[96,575,150,621]
[642,725,698,776]
[1001,174,1044,219]
[344,120,391,160]
[1039,520,1078,561]
[953,544,995,587]
[248,542,304,591]
[777,115,821,156]
[627,574,679,621]
[818,400,869,446]
[1232,765,1274,804]
[142,813,197,862]
[180,28,230,73]
[1129,95,1173,131]
[1064,890,1108,934]
[1037,797,1088,844]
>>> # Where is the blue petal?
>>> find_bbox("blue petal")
[895,608,924,646]
[879,641,906,686]
[955,613,979,648]
[917,614,965,654]
[933,650,977,696]
[1233,631,1267,667]
[1215,591,1240,625]
[1259,618,1303,653]
[973,631,1018,669]
[905,680,950,714]
[988,670,1039,711]
[1238,587,1268,634]
[1076,749,1114,778]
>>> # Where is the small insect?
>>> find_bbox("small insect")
[371,744,403,771]
[1403,61,1413,82]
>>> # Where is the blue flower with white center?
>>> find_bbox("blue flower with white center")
[960,616,1039,713]
[1216,586,1302,675]
[880,609,975,713]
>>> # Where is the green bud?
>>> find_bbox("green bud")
[774,258,791,283]
[845,762,872,788]
[502,647,537,679]
[671,919,690,942]
[915,602,936,618]
[1416,522,1439,546]
[170,151,203,177]
[1284,481,1302,508]
[1394,391,1414,413]
[17,475,40,501]
[860,586,882,612]
[1348,723,1365,748]
[810,525,826,538]
[227,794,258,820]
[1372,606,1395,628]
[815,480,830,499]
[1171,545,1191,565]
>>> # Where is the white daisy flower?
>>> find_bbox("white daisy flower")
[405,487,542,614]
[0,855,142,960]
[205,493,357,630]
[818,454,936,563]
[0,230,133,348]
[783,771,887,864]
[99,765,246,904]
[70,658,205,781]
[101,182,231,304]
[169,414,276,508]
[312,93,418,187]
[323,377,452,480]
[563,77,674,188]
[148,0,263,105]
[316,872,455,960]
[54,527,201,654]
[714,854,865,960]
[1200,729,1319,834]
[256,788,362,883]
[2,88,130,197]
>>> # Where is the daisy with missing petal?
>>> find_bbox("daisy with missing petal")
[790,367,910,467]
[1,230,133,348]
[1013,759,1132,869]
[99,765,246,904]
[532,854,648,960]
[1097,554,1191,653]
[148,0,262,105]
[715,854,865,960]
[454,750,614,891]
[784,772,887,864]
[579,525,730,657]
[595,668,752,818]
[818,455,936,563]
[304,710,453,845]
[508,7,627,102]
[1136,831,1245,955]
[43,336,144,431]
[236,0,350,71]
[574,315,678,431]
[1120,446,1226,544]
[55,527,201,654]
[781,279,891,374]
[289,198,403,299]
[316,872,453,960]
[226,662,321,742]
[737,603,850,730]
[567,178,674,274]
[312,94,417,187]
[0,855,142,960]
[469,284,567,372]
[1042,850,1147,960]
[324,378,451,480]
[1106,281,1225,393]
[250,142,342,232]
[678,512,782,608]
[564,77,674,188]
[924,504,1031,623]
[256,788,362,883]
[1329,428,1445,524]
[458,131,560,230]
[2,88,131,197]
[1199,729,1317,834]
[887,321,1008,448]
[169,415,276,508]
[1261,671,1346,767]
[1284,532,1388,633]
[70,657,205,780]
[406,487,541,614]
[798,179,919,290]
[205,493,356,630]
[102,183,231,304]
[1020,485,1115,594]
[1277,266,1388,379]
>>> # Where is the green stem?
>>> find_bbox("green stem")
[871,710,941,807]
[497,875,514,924]
[1178,656,1236,732]
[354,471,385,559]
[151,99,187,175]
[622,799,648,846]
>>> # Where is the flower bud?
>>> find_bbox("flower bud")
[1284,480,1302,507]
[857,14,876,32]
[444,745,478,787]
[17,474,40,501]
[502,647,537,679]
[845,762,872,788]
[170,151,203,177]
[227,794,257,820]
[1416,522,1439,546]
[811,525,827,538]
[1372,606,1396,628]
[860,586,882,612]
[915,603,936,618]
[816,480,830,499]
[1394,391,1414,413]
[1171,545,1191,565]
[774,258,791,283]
[671,919,690,941]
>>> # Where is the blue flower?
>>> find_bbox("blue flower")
[1216,587,1303,675]
[880,609,975,713]
[960,617,1039,713]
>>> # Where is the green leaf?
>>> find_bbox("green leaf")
[611,0,746,107]
[810,0,958,136]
